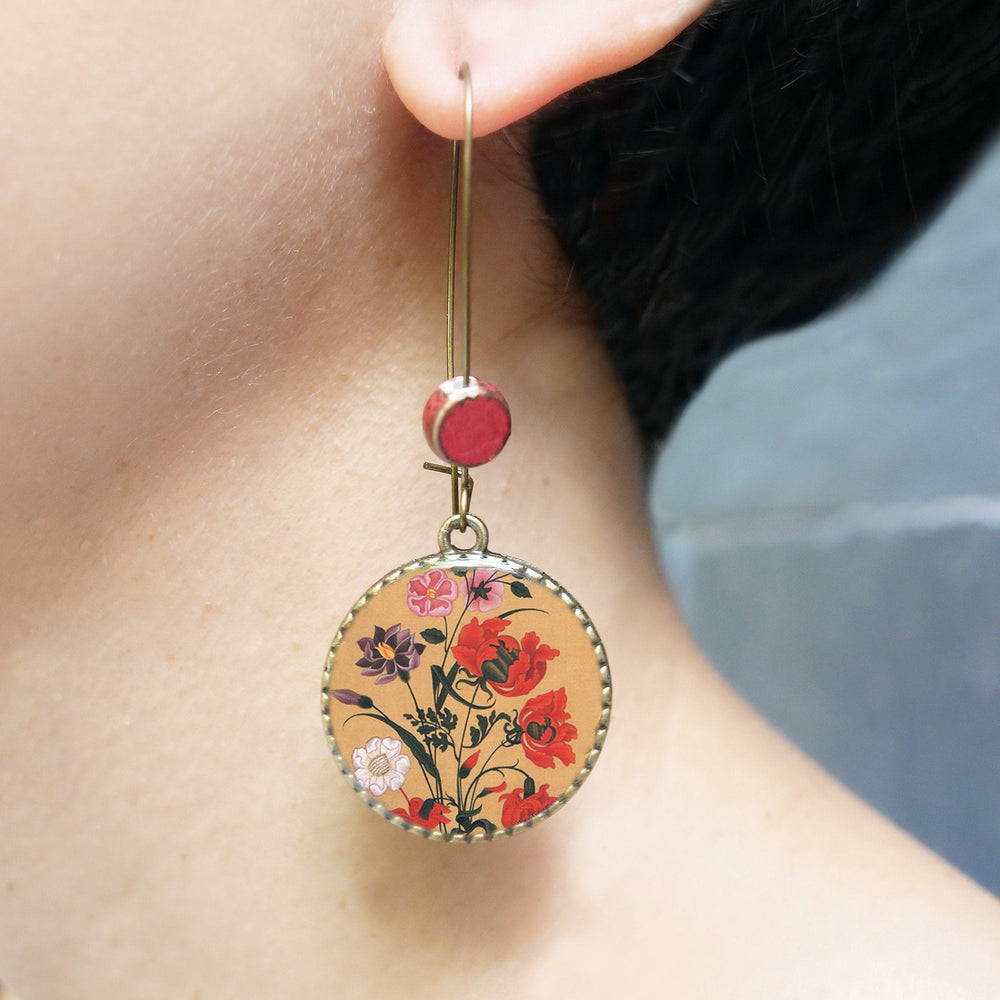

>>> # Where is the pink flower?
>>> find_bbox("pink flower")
[464,569,503,612]
[406,569,459,617]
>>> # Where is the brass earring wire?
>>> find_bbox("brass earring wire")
[321,65,611,841]
[422,63,510,529]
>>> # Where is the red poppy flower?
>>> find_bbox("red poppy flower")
[498,784,557,827]
[451,616,523,692]
[451,616,512,676]
[391,795,452,830]
[519,687,577,768]
[489,631,559,697]
[452,619,558,698]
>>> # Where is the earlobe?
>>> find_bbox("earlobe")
[383,0,716,139]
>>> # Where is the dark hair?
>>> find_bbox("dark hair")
[529,0,1000,442]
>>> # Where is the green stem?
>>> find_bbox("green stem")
[408,679,445,802]
[440,602,469,670]
[428,616,450,713]
[450,576,503,753]
[403,676,423,718]
[442,571,511,810]
[463,742,510,803]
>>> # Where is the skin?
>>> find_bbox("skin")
[1,2,999,997]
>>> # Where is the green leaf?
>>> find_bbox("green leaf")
[510,580,531,598]
[349,712,440,782]
[523,775,536,798]
[468,727,482,747]
[432,663,486,710]
[420,627,446,644]
[466,818,496,836]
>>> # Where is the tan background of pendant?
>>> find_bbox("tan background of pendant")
[322,546,610,841]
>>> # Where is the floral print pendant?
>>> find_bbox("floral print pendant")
[322,514,611,841]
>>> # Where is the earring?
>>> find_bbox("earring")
[321,65,611,841]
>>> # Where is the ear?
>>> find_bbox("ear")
[383,0,716,138]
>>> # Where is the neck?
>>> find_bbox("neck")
[1,105,679,662]
[0,95,696,793]
[1,112,704,990]
[5,87,1000,1000]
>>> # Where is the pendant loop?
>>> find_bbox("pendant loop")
[438,512,488,553]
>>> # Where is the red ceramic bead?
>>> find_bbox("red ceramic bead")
[423,376,511,467]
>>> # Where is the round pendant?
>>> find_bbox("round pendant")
[322,515,611,841]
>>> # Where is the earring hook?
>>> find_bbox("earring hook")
[446,62,473,386]
[427,62,476,528]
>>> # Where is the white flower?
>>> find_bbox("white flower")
[352,736,411,796]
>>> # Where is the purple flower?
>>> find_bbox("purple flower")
[356,623,425,684]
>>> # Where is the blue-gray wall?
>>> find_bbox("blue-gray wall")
[652,134,1000,894]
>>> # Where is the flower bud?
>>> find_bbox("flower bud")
[480,658,508,683]
[459,750,480,779]
[331,689,373,709]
